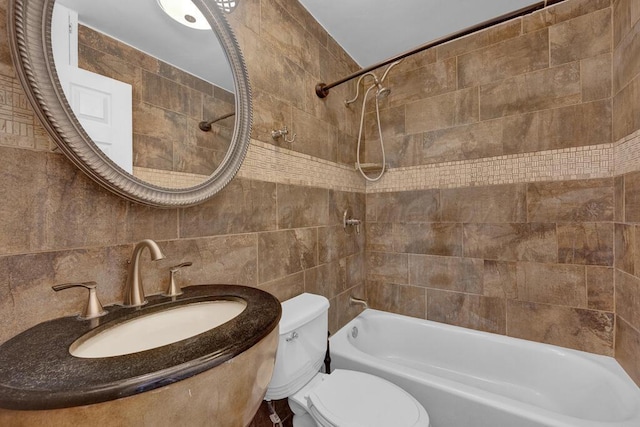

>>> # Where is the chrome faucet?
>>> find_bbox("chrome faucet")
[123,239,166,307]
[343,208,362,235]
[349,295,369,310]
[344,217,362,234]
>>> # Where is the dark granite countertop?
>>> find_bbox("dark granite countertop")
[0,284,281,410]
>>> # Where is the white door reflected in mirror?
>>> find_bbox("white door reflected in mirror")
[66,68,133,173]
[52,3,133,173]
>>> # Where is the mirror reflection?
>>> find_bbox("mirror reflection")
[52,0,236,188]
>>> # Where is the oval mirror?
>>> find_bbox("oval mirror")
[8,0,252,207]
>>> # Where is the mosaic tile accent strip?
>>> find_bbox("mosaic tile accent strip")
[234,134,640,194]
[133,167,209,189]
[367,144,615,193]
[0,75,50,151]
[615,130,640,176]
[237,139,366,192]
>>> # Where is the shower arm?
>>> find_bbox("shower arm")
[379,60,401,83]
[315,0,565,98]
[344,72,379,105]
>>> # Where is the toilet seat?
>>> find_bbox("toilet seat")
[304,370,429,427]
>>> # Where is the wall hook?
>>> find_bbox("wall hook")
[271,126,296,143]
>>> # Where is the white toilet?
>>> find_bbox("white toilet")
[265,293,430,427]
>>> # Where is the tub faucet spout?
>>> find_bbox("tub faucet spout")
[349,296,369,310]
[123,239,165,307]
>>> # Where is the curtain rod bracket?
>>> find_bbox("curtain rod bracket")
[315,83,329,98]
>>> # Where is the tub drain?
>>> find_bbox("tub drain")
[351,326,358,338]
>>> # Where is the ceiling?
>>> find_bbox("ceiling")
[298,0,541,67]
[54,0,542,90]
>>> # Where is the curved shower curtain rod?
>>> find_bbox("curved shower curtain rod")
[315,0,565,99]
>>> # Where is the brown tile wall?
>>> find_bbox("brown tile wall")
[77,26,235,176]
[364,0,613,168]
[616,172,640,386]
[364,0,621,360]
[366,179,616,355]
[613,0,640,386]
[228,0,361,165]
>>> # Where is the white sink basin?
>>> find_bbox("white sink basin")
[70,300,247,358]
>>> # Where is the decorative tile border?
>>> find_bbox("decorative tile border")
[233,133,640,194]
[133,167,209,188]
[117,140,368,192]
[614,129,640,176]
[237,139,366,192]
[0,75,50,151]
[367,144,615,193]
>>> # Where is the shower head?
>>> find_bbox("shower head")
[373,59,402,101]
[376,86,391,100]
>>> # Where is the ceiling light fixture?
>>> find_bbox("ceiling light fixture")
[215,1,238,14]
[157,0,211,30]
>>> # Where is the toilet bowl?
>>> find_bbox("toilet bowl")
[265,293,430,427]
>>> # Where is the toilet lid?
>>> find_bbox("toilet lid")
[306,370,428,427]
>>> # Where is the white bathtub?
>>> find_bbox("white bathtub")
[329,310,640,427]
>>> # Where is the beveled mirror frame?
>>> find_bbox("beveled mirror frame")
[8,0,252,207]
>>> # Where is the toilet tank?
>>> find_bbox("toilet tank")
[265,293,329,400]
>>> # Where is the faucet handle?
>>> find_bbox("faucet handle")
[52,281,107,320]
[165,262,192,297]
[343,208,362,235]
